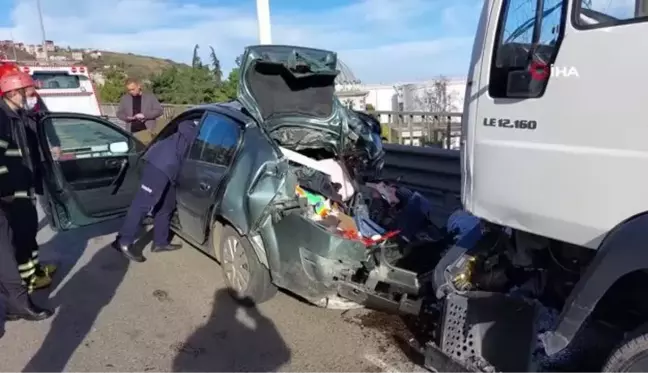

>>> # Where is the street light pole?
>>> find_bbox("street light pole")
[256,0,272,44]
[36,0,49,61]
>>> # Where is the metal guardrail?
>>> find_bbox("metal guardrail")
[381,144,462,220]
[100,103,463,212]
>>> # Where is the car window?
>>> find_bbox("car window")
[45,117,132,159]
[188,113,241,166]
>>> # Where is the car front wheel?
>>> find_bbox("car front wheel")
[603,326,648,372]
[217,225,277,305]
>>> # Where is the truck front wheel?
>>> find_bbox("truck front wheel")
[603,327,648,371]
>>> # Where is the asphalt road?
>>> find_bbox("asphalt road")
[0,207,427,372]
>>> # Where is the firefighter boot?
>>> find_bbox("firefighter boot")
[37,262,57,277]
[24,272,52,294]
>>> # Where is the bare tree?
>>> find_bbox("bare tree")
[415,76,459,147]
[415,76,458,113]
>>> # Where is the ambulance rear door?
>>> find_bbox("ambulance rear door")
[25,65,102,116]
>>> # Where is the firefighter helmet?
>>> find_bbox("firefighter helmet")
[0,70,35,95]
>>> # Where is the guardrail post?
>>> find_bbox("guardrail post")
[445,116,452,149]
[407,114,414,146]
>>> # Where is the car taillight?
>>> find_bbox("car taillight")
[71,67,77,73]
[22,66,29,73]
[79,67,85,73]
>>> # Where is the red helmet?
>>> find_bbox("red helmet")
[0,63,20,95]
[0,62,19,78]
[0,70,35,95]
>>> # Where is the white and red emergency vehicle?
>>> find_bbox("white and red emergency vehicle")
[3,60,102,116]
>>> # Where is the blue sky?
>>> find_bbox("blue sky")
[0,0,485,83]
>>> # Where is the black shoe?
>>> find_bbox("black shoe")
[111,240,146,262]
[6,299,53,322]
[151,243,182,253]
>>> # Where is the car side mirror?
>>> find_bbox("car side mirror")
[506,69,546,98]
[109,141,129,154]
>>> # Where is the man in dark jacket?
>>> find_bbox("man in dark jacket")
[0,70,53,321]
[116,78,163,144]
[112,120,199,262]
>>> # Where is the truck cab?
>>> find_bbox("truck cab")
[417,0,648,371]
[462,0,648,249]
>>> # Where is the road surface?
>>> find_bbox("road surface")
[0,207,426,372]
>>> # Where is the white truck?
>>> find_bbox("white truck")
[379,0,648,371]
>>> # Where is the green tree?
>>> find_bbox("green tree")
[209,46,222,85]
[149,54,242,104]
[220,67,239,100]
[192,44,201,69]
[97,67,127,103]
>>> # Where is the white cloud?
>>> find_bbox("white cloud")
[0,0,481,83]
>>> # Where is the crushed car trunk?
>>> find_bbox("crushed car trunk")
[233,45,444,312]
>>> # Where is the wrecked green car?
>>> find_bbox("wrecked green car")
[39,45,423,311]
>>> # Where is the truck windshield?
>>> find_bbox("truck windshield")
[495,0,566,68]
[32,71,81,89]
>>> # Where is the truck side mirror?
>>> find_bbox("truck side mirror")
[505,69,546,99]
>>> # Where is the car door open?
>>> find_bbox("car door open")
[37,112,145,230]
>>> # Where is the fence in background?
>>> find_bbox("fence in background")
[100,103,463,209]
[99,103,463,149]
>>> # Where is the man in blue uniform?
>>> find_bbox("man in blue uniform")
[0,70,53,321]
[112,119,199,262]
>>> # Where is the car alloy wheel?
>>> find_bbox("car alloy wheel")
[222,235,250,297]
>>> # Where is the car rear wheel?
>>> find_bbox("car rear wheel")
[216,225,277,305]
[603,326,648,371]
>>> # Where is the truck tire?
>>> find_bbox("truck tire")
[603,326,648,371]
[217,225,277,305]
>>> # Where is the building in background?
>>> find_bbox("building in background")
[334,59,466,147]
[44,40,55,52]
[334,60,368,110]
[334,59,466,114]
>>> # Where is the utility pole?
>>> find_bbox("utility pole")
[36,0,49,61]
[9,32,18,61]
[256,0,272,44]
[636,0,648,17]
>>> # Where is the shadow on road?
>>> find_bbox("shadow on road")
[22,223,152,372]
[172,289,291,372]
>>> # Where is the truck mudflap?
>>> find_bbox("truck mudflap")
[427,291,539,372]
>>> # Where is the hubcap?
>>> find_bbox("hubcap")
[222,236,250,297]
[623,354,648,372]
